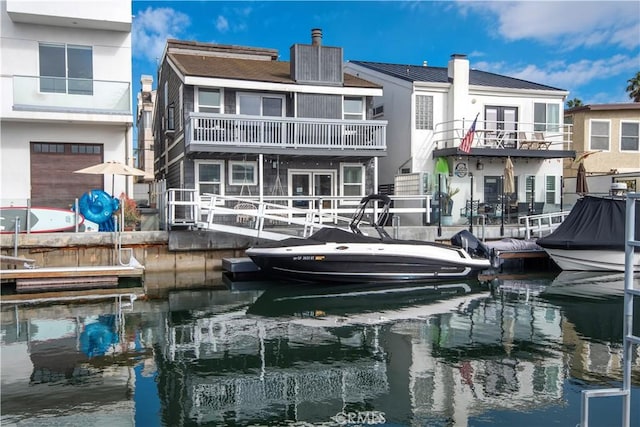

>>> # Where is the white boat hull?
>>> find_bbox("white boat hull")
[544,248,640,272]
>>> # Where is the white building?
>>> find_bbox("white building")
[0,0,133,208]
[346,55,574,226]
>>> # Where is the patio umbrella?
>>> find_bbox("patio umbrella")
[576,161,588,195]
[503,156,515,194]
[74,161,146,196]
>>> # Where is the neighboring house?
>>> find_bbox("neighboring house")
[0,0,132,209]
[134,74,156,204]
[153,30,385,214]
[563,103,639,183]
[345,55,575,224]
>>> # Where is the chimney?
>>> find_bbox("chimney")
[311,28,322,46]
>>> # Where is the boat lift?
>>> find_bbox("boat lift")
[580,192,639,427]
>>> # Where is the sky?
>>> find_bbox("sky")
[131,0,640,106]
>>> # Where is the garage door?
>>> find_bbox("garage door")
[30,142,103,208]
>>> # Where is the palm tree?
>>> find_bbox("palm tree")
[626,71,640,102]
[566,98,583,108]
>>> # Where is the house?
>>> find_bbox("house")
[153,30,386,214]
[0,0,133,209]
[345,55,575,225]
[562,103,639,203]
[134,75,156,204]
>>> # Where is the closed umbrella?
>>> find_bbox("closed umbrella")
[74,160,146,196]
[576,162,588,195]
[503,156,515,194]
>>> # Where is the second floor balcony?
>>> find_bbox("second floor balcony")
[11,75,131,115]
[185,113,387,156]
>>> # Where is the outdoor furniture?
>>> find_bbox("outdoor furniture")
[518,131,538,149]
[533,131,552,149]
[460,200,479,223]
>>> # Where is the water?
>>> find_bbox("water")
[2,271,639,427]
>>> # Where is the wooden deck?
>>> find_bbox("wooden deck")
[1,265,144,293]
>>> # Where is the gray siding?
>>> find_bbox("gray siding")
[297,94,341,119]
[290,45,343,85]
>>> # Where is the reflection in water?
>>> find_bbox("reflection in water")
[1,273,639,426]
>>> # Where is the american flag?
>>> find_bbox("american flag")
[459,115,478,153]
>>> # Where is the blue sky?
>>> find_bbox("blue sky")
[131,0,640,106]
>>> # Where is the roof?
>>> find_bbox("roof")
[565,103,640,113]
[167,53,381,89]
[349,60,565,92]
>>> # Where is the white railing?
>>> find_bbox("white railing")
[166,190,431,239]
[187,113,387,151]
[518,211,570,239]
[428,119,573,151]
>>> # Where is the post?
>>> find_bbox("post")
[469,173,474,234]
[437,173,442,237]
[500,175,505,236]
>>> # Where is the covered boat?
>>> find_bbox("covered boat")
[536,196,640,271]
[245,194,492,284]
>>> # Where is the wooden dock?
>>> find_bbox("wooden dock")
[1,265,144,293]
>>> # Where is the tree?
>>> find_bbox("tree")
[626,71,640,102]
[566,98,583,108]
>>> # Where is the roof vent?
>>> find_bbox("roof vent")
[311,28,322,46]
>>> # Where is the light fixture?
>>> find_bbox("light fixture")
[476,159,484,170]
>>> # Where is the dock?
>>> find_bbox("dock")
[1,265,144,293]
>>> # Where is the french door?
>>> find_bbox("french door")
[289,170,335,211]
[485,106,518,147]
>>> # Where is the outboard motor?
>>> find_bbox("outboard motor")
[451,230,493,260]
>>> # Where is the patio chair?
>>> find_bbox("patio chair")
[533,132,552,149]
[459,200,479,224]
[518,132,537,149]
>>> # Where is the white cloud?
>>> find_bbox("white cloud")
[462,1,640,50]
[132,7,191,63]
[216,15,229,33]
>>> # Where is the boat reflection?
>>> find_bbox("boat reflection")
[246,279,489,320]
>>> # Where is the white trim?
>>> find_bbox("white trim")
[195,87,224,113]
[229,160,258,186]
[184,76,382,96]
[195,160,225,203]
[619,120,640,152]
[589,118,611,152]
[340,163,365,204]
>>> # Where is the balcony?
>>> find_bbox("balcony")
[431,119,575,160]
[12,75,130,115]
[186,113,387,156]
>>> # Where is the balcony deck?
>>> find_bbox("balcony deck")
[185,113,387,156]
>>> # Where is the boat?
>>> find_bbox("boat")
[0,206,86,233]
[245,194,492,284]
[536,196,640,271]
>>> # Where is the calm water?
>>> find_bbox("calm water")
[1,271,639,427]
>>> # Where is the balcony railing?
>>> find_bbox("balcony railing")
[430,119,573,151]
[187,113,387,151]
[12,75,130,114]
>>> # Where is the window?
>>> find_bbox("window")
[167,104,175,131]
[39,43,93,95]
[415,95,433,130]
[229,161,257,186]
[525,175,536,203]
[373,105,384,118]
[143,111,151,129]
[343,97,364,120]
[590,120,610,151]
[197,88,222,113]
[32,143,64,153]
[196,161,224,196]
[621,121,639,151]
[70,144,101,154]
[534,103,560,132]
[238,93,283,116]
[341,164,364,201]
[545,175,557,204]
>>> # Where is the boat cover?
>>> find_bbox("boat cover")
[537,196,640,251]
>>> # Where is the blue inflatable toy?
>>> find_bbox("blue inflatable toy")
[78,190,120,231]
